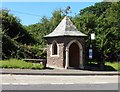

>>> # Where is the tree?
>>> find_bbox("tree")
[73,1,120,64]
[26,9,64,47]
[1,9,36,45]
[95,2,120,62]
[1,9,36,59]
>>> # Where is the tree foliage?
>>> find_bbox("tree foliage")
[1,9,36,45]
[73,2,120,62]
[25,9,64,47]
[1,9,37,59]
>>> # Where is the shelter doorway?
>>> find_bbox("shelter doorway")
[69,42,80,68]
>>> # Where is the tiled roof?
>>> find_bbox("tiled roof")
[44,16,87,37]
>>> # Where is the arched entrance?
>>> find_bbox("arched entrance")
[69,42,79,68]
[65,40,83,69]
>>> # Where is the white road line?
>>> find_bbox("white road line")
[2,83,11,85]
[51,83,74,85]
[3,83,29,85]
[90,82,108,84]
[12,83,19,85]
[65,83,74,84]
[19,83,29,85]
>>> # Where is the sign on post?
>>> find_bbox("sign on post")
[91,33,95,40]
[89,49,92,59]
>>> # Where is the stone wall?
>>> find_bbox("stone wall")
[46,36,86,69]
[47,42,64,68]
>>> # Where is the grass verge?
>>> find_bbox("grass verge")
[0,59,44,69]
[86,61,120,71]
[105,62,120,71]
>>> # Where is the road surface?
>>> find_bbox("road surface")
[0,74,118,90]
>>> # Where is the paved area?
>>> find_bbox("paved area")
[1,74,119,90]
[1,74,118,84]
[0,68,119,90]
[0,68,119,75]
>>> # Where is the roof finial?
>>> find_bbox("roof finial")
[64,6,71,16]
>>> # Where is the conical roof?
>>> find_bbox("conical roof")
[44,16,87,37]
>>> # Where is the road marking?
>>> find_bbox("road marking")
[2,83,11,85]
[19,83,29,85]
[51,83,74,85]
[90,82,108,84]
[3,83,29,85]
[12,83,19,85]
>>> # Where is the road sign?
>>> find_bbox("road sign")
[89,49,92,59]
[91,33,95,40]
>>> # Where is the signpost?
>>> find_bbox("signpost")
[89,49,92,59]
[89,33,95,69]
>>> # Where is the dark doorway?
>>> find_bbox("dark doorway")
[69,42,80,68]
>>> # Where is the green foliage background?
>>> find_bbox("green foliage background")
[1,2,120,63]
[73,2,120,62]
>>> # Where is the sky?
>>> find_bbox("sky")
[2,2,102,26]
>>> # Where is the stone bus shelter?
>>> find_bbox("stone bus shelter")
[44,16,87,69]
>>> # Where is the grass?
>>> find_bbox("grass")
[105,62,120,71]
[0,59,119,71]
[86,60,120,71]
[0,59,44,69]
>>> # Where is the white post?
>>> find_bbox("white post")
[65,49,69,69]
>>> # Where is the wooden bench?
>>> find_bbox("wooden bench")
[23,59,47,68]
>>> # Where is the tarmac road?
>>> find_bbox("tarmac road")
[2,83,118,90]
[1,74,119,90]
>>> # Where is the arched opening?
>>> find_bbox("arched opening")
[69,42,80,68]
[52,42,57,55]
[65,40,83,69]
